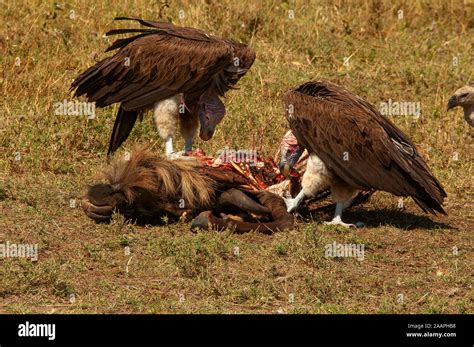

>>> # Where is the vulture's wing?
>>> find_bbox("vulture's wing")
[71,17,256,110]
[283,81,446,215]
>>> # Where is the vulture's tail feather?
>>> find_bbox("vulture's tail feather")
[113,17,173,29]
[105,28,158,36]
[405,162,447,216]
[107,106,138,155]
[412,196,446,216]
[104,34,151,52]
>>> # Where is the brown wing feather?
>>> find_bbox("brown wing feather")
[284,81,446,215]
[72,35,229,110]
[71,18,255,110]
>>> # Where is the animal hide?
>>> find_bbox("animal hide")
[82,148,294,233]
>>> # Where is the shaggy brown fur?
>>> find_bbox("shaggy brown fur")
[82,148,293,233]
[105,149,215,210]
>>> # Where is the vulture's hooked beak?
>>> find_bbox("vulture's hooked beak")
[447,96,458,111]
[278,131,305,178]
[278,148,304,178]
[199,127,215,141]
[279,162,292,178]
[198,111,216,141]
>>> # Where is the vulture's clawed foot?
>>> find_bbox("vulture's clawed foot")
[167,150,185,159]
[167,151,199,161]
[323,218,356,228]
[284,197,300,213]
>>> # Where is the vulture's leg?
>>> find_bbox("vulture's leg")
[179,107,199,154]
[285,189,306,212]
[324,201,356,228]
[153,96,180,156]
[185,138,193,153]
[324,179,359,228]
[284,154,331,212]
[164,137,174,156]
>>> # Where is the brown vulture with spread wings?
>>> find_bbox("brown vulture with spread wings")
[71,17,256,156]
[279,81,447,227]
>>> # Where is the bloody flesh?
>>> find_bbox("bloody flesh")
[186,149,300,190]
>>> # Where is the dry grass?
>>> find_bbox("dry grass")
[0,0,472,313]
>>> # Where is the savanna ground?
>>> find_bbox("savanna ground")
[0,0,472,314]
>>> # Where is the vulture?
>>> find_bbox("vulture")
[279,81,447,227]
[71,17,256,156]
[447,85,474,127]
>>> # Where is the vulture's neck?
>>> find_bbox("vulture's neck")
[464,105,474,127]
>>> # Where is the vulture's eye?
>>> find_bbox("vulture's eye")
[459,93,469,99]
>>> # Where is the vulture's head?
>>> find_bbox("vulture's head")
[198,93,226,141]
[447,85,474,126]
[278,130,304,178]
